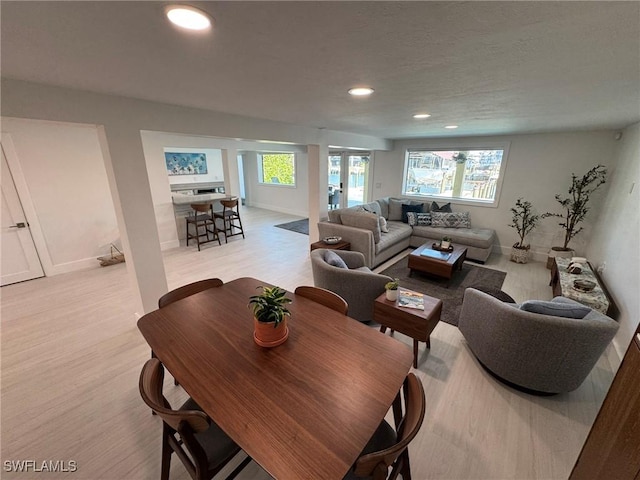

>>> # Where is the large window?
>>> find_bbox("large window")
[258,153,296,185]
[402,148,507,205]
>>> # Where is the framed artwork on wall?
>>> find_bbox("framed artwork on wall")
[164,152,208,176]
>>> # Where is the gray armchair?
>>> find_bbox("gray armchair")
[458,288,619,394]
[310,249,392,323]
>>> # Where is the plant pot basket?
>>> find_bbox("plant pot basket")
[546,247,575,269]
[510,246,530,264]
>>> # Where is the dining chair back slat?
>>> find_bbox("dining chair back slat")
[294,285,348,315]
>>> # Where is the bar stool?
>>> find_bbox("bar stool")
[214,197,245,243]
[186,203,220,251]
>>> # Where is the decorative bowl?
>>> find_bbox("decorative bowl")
[323,236,342,245]
[573,279,596,292]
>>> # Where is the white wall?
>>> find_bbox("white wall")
[1,117,119,275]
[374,131,618,260]
[587,122,640,358]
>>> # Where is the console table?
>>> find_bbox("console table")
[550,257,610,314]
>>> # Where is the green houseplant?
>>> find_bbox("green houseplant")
[542,165,607,267]
[249,286,292,347]
[441,236,452,250]
[385,278,399,301]
[508,198,539,264]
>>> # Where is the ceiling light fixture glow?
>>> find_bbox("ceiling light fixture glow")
[348,87,374,96]
[413,113,431,119]
[166,5,212,31]
[444,125,459,129]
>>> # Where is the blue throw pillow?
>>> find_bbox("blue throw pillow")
[431,201,452,213]
[401,203,424,223]
[324,250,348,269]
[520,300,591,319]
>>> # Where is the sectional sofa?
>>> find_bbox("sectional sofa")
[317,197,496,268]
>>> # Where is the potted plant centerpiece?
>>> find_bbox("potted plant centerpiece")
[542,165,607,268]
[508,197,539,264]
[441,236,452,250]
[248,286,292,347]
[385,279,400,301]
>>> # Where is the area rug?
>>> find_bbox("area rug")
[274,218,309,235]
[380,257,507,326]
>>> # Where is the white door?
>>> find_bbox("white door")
[1,145,44,286]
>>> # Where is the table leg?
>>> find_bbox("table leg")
[380,325,387,334]
[426,336,431,349]
[413,340,418,368]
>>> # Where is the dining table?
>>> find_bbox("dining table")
[137,277,414,479]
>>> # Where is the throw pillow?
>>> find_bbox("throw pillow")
[377,198,390,219]
[430,211,471,228]
[406,212,432,226]
[379,216,389,233]
[388,198,406,221]
[401,203,424,223]
[431,201,452,213]
[324,250,348,269]
[520,300,591,319]
[340,212,381,243]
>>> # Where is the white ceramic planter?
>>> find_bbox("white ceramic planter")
[386,289,398,301]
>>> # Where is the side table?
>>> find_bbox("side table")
[310,240,351,251]
[373,289,442,368]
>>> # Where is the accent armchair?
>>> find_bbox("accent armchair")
[458,288,619,394]
[310,249,392,323]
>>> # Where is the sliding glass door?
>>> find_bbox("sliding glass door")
[328,152,370,209]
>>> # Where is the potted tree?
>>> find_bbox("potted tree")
[248,286,292,347]
[385,279,400,301]
[542,165,607,268]
[508,198,539,264]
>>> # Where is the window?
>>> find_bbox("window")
[402,147,507,205]
[258,153,295,186]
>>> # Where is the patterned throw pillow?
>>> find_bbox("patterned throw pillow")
[379,216,389,233]
[430,211,471,228]
[406,212,432,226]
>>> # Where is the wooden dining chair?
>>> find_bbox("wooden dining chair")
[186,203,221,251]
[158,278,224,309]
[344,373,426,480]
[213,197,245,243]
[294,285,348,315]
[139,359,251,480]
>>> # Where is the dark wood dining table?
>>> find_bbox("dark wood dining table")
[137,277,414,480]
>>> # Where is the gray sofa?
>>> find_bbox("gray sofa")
[458,288,619,394]
[317,197,496,268]
[310,249,392,323]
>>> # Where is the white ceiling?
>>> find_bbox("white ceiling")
[2,1,639,140]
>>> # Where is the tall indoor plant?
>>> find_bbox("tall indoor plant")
[508,197,539,264]
[542,164,606,267]
[249,286,292,347]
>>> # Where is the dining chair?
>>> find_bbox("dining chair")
[158,278,224,309]
[213,197,245,243]
[139,358,251,480]
[294,285,348,315]
[344,373,426,480]
[186,203,221,251]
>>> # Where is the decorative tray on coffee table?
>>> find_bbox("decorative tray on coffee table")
[431,243,454,252]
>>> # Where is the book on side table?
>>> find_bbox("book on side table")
[397,289,425,310]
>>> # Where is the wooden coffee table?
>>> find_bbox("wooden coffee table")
[408,243,467,282]
[374,289,443,368]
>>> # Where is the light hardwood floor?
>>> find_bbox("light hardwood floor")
[1,207,619,480]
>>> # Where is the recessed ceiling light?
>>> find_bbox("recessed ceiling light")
[166,5,212,31]
[348,87,374,96]
[444,125,459,129]
[413,113,431,119]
